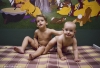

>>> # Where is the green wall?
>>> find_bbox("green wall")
[0,29,100,46]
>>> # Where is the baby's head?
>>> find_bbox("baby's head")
[35,15,48,28]
[63,21,76,38]
[35,15,47,22]
[63,21,76,29]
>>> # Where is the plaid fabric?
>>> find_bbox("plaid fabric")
[0,46,100,68]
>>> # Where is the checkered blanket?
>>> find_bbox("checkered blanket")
[0,46,100,68]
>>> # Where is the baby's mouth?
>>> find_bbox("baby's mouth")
[66,34,71,36]
[39,24,42,26]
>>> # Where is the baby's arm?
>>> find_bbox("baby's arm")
[72,38,80,62]
[51,29,63,36]
[33,30,39,49]
[57,38,66,60]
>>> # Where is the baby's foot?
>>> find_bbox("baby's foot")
[14,47,24,54]
[28,54,35,60]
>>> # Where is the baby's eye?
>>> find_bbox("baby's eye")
[70,30,73,32]
[41,20,44,21]
[37,20,39,22]
[65,29,68,31]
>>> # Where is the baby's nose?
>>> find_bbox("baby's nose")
[38,22,41,24]
[67,31,70,33]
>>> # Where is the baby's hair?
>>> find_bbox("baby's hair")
[64,21,76,29]
[35,14,47,23]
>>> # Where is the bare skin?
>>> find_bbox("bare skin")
[14,47,25,54]
[44,22,80,62]
[14,15,63,60]
[57,22,80,62]
[43,36,57,54]
[28,46,45,60]
[14,36,38,54]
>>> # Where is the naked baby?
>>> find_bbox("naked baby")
[44,21,80,62]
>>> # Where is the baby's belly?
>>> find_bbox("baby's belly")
[38,40,49,46]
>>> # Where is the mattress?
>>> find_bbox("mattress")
[0,46,100,68]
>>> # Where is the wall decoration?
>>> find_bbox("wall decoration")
[0,0,100,29]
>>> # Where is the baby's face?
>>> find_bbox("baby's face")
[63,23,76,38]
[36,17,47,28]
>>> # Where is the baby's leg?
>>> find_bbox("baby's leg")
[14,36,37,53]
[43,37,57,54]
[28,46,45,60]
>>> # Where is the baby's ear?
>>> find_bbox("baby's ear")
[74,30,76,34]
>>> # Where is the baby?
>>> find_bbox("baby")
[14,15,63,60]
[44,21,80,62]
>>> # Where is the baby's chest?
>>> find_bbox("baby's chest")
[62,41,73,47]
[38,32,51,39]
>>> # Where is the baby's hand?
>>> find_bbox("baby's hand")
[74,58,80,62]
[61,56,67,61]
